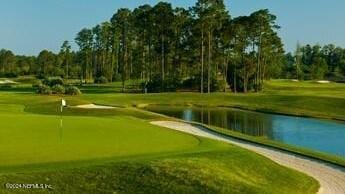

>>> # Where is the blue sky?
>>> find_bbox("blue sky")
[1,0,345,55]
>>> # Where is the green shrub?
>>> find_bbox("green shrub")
[181,76,199,90]
[4,72,18,78]
[94,76,108,84]
[140,75,161,93]
[213,78,228,92]
[43,77,64,87]
[65,86,81,95]
[142,75,182,93]
[32,80,42,89]
[52,84,65,94]
[37,84,52,95]
[181,74,228,92]
[163,76,182,92]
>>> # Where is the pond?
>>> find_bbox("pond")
[145,105,345,157]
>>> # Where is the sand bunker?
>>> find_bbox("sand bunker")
[0,80,17,84]
[316,80,331,84]
[75,104,115,109]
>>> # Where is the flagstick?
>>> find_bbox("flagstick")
[60,99,64,142]
[60,106,63,128]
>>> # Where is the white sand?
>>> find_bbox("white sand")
[75,104,115,109]
[0,80,17,84]
[151,121,345,194]
[316,80,331,84]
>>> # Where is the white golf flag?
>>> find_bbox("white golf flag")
[61,99,66,107]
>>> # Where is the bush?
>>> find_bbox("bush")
[163,76,182,92]
[37,84,52,95]
[52,84,65,94]
[43,77,64,87]
[32,80,42,89]
[65,86,81,95]
[213,78,228,92]
[141,75,182,93]
[181,76,200,90]
[36,84,80,96]
[4,72,18,78]
[181,74,228,92]
[141,75,161,93]
[94,76,108,84]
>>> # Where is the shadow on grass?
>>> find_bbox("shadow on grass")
[80,85,143,94]
[0,86,34,93]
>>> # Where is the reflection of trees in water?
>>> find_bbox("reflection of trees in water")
[147,106,273,137]
[196,108,272,137]
[226,110,272,136]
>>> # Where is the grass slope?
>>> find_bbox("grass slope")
[0,140,318,194]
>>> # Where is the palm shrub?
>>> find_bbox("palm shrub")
[37,84,52,95]
[52,84,65,94]
[43,77,64,87]
[65,86,82,95]
[94,76,108,84]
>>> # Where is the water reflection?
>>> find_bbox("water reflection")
[146,105,345,157]
[158,107,272,137]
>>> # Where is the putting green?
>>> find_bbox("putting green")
[0,107,199,167]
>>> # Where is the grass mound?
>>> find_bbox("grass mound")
[0,150,318,194]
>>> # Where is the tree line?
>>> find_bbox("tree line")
[283,43,345,81]
[1,1,342,93]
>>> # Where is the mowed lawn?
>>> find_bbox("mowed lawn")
[79,80,345,121]
[0,81,323,194]
[0,106,199,167]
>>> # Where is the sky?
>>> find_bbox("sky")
[1,0,345,55]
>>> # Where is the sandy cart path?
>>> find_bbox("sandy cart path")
[151,121,345,194]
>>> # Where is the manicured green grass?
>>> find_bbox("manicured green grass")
[0,88,320,193]
[3,78,344,120]
[0,149,318,194]
[78,80,345,121]
[0,108,199,167]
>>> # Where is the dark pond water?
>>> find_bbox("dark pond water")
[145,105,345,157]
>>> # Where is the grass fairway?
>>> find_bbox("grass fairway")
[0,81,322,193]
[78,80,345,121]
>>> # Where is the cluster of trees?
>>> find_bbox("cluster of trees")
[283,44,345,80]
[5,0,333,93]
[73,0,284,92]
[0,47,79,79]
